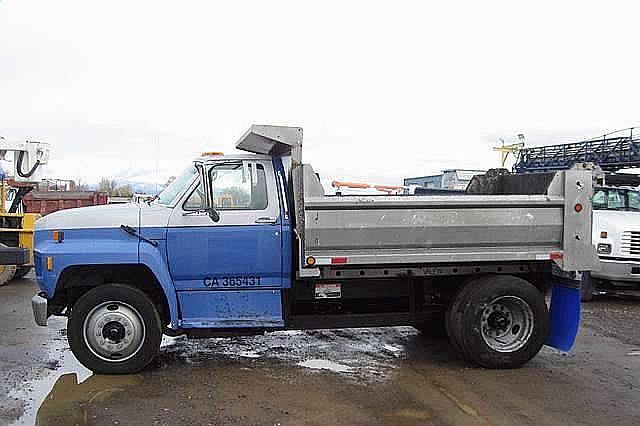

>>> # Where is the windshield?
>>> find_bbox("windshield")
[155,165,198,205]
[593,188,640,212]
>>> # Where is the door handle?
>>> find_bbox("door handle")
[255,216,277,224]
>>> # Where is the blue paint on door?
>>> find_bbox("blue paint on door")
[178,289,284,328]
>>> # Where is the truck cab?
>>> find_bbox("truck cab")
[584,186,640,298]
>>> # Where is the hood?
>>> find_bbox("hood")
[593,210,640,235]
[35,203,141,231]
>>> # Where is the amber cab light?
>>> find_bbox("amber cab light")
[52,230,64,242]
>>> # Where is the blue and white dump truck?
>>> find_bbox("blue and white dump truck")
[32,125,600,374]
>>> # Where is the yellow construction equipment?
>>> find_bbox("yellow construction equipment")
[0,139,50,285]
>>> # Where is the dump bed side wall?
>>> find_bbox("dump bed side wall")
[304,196,564,265]
[300,165,600,272]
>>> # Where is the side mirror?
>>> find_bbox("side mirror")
[195,162,221,223]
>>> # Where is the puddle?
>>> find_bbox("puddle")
[15,326,420,424]
[10,327,93,426]
[34,373,142,425]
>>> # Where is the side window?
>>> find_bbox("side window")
[608,190,624,210]
[211,163,268,210]
[592,190,606,210]
[629,191,640,210]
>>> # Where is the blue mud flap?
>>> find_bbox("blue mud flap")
[546,282,581,351]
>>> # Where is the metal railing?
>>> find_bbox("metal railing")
[513,128,640,173]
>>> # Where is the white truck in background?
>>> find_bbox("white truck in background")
[582,186,640,300]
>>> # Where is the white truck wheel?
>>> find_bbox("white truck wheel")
[68,283,162,374]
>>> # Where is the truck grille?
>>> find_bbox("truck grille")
[621,231,640,255]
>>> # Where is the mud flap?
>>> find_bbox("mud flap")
[546,281,581,351]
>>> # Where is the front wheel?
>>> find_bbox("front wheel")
[448,275,549,369]
[68,284,162,374]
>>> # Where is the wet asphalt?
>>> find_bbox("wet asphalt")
[1,277,639,426]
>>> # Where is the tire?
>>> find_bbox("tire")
[445,280,478,355]
[449,275,549,369]
[68,283,162,374]
[580,272,594,302]
[13,266,31,280]
[0,264,17,286]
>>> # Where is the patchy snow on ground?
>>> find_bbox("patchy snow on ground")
[297,359,354,373]
[159,327,420,382]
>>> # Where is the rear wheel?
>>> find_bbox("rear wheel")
[448,275,549,369]
[68,284,162,374]
[0,264,17,286]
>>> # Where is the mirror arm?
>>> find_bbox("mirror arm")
[195,161,221,223]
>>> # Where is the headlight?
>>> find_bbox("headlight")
[597,243,612,255]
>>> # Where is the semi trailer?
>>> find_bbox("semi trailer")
[32,125,600,374]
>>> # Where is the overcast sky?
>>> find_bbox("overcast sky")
[1,1,639,189]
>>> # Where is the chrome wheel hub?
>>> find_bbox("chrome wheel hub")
[83,301,145,362]
[480,296,534,353]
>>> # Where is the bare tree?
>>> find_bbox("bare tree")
[112,184,133,197]
[98,177,117,194]
[75,178,88,191]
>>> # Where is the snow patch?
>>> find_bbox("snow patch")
[298,359,353,373]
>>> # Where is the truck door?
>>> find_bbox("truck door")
[166,159,284,328]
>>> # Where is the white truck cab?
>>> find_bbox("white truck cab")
[586,186,640,298]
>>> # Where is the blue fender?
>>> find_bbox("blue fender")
[546,282,581,351]
[36,228,140,297]
[139,242,180,329]
[36,227,180,330]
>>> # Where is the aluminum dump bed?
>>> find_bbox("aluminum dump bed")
[236,125,600,275]
[303,165,596,272]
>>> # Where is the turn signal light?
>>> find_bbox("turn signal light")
[305,256,316,266]
[52,230,64,243]
[46,256,53,271]
[201,151,224,157]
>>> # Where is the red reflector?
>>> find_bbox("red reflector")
[550,252,563,260]
[331,257,348,264]
[574,203,583,213]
